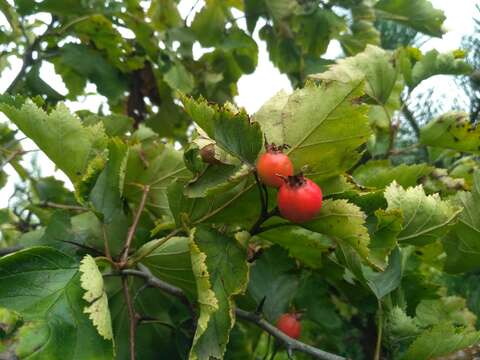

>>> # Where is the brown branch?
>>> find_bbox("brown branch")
[120,185,150,267]
[122,276,138,360]
[120,267,347,360]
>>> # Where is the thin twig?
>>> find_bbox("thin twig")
[119,267,346,360]
[122,276,138,360]
[120,185,150,267]
[40,201,88,212]
[0,149,25,170]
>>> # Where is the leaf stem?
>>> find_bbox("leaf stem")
[120,185,150,267]
[374,302,383,360]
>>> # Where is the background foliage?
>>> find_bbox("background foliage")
[0,1,479,359]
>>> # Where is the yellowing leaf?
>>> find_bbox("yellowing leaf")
[79,255,113,342]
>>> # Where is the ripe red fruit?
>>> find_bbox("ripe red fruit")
[256,144,294,188]
[277,175,322,223]
[276,313,301,339]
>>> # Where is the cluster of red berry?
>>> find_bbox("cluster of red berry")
[256,143,323,223]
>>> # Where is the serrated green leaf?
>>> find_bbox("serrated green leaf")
[421,112,480,153]
[255,80,371,181]
[385,182,461,246]
[304,199,372,266]
[189,226,249,360]
[182,96,263,165]
[375,0,446,37]
[386,306,419,340]
[403,323,480,360]
[0,101,108,185]
[79,255,113,342]
[0,247,113,359]
[353,160,432,188]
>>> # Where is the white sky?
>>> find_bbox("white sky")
[0,0,478,207]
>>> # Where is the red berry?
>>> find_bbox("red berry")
[277,175,322,223]
[256,144,294,188]
[276,313,301,339]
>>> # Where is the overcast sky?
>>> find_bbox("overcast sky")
[0,0,478,207]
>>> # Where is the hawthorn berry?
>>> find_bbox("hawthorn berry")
[256,143,294,188]
[276,313,301,339]
[277,174,322,223]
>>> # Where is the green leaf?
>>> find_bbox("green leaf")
[420,112,480,153]
[265,0,299,21]
[353,160,432,188]
[409,50,472,89]
[257,226,334,269]
[369,209,403,268]
[311,45,399,105]
[83,114,134,137]
[304,199,373,267]
[148,0,182,31]
[0,101,108,185]
[141,236,197,297]
[191,3,226,46]
[443,171,480,273]
[189,226,249,360]
[415,296,477,329]
[181,96,263,165]
[385,182,461,246]
[89,139,129,256]
[185,164,250,198]
[79,255,113,342]
[124,138,189,218]
[255,80,371,182]
[375,0,446,37]
[402,323,480,360]
[56,44,126,100]
[0,247,113,359]
[248,246,298,322]
[164,62,195,94]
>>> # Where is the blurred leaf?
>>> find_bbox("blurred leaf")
[444,171,480,273]
[375,0,446,37]
[56,44,126,100]
[416,296,477,329]
[353,160,432,188]
[164,63,195,94]
[421,112,480,153]
[403,323,480,360]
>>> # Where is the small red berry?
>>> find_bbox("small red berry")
[256,144,294,188]
[276,313,301,339]
[277,175,322,223]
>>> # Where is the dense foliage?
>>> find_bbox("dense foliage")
[0,1,479,359]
